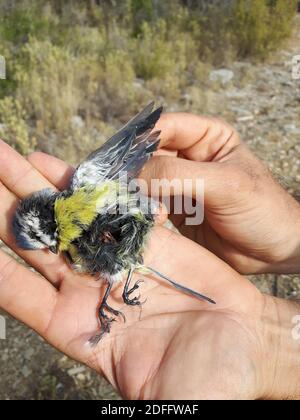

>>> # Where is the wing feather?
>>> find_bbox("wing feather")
[70,103,162,190]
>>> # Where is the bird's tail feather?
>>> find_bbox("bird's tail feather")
[142,266,216,305]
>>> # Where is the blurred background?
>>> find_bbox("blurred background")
[0,0,299,399]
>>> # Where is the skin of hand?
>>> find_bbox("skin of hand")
[0,140,300,400]
[140,113,300,275]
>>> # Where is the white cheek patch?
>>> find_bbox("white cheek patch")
[22,212,56,248]
[20,231,47,250]
[38,232,56,247]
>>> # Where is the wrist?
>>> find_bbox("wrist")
[264,201,300,275]
[258,295,300,399]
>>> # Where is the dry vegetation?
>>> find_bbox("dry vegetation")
[0,0,298,164]
[0,0,299,400]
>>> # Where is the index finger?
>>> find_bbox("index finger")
[155,113,240,162]
[0,141,72,285]
[0,140,54,196]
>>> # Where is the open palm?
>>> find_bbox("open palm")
[0,140,268,399]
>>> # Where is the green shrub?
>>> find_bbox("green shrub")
[132,20,177,80]
[15,38,80,133]
[0,0,55,44]
[0,0,297,162]
[0,96,36,154]
[186,0,298,63]
[231,0,297,58]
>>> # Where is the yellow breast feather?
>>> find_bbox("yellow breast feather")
[55,182,118,252]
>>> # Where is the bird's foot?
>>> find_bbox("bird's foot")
[88,302,125,346]
[122,279,144,306]
[100,302,126,323]
[88,320,111,346]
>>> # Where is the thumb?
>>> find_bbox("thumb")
[140,155,227,206]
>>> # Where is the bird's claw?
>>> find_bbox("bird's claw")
[123,279,144,306]
[89,317,112,346]
[90,302,125,345]
[100,302,126,323]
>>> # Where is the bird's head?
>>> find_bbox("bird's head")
[13,188,59,253]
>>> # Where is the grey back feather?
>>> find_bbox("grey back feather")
[70,103,163,190]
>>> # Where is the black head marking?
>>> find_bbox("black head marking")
[13,188,59,250]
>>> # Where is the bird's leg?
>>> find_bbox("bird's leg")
[99,281,126,322]
[89,281,125,346]
[122,267,144,306]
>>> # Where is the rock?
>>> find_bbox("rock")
[24,347,34,360]
[67,366,86,376]
[71,115,85,129]
[283,124,300,135]
[237,115,254,122]
[209,69,234,85]
[21,366,32,378]
[1,351,8,362]
[56,383,64,392]
[132,78,145,89]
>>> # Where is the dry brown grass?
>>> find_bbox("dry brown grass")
[0,0,297,163]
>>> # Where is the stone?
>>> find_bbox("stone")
[21,366,32,378]
[67,366,86,376]
[209,69,234,85]
[71,115,85,129]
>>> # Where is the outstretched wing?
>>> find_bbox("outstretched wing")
[70,103,163,190]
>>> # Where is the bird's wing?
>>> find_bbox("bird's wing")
[70,102,163,190]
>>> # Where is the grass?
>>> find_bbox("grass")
[0,0,298,162]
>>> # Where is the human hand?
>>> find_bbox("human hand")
[1,141,300,400]
[141,113,300,275]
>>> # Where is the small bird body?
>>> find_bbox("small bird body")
[55,181,154,280]
[55,183,119,253]
[13,103,215,344]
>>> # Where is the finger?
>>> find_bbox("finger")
[0,140,55,197]
[154,148,178,158]
[155,114,240,162]
[141,155,229,205]
[0,180,72,286]
[153,201,168,226]
[0,249,57,336]
[28,152,75,190]
[0,141,72,285]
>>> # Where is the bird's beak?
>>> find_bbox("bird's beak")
[49,244,58,255]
